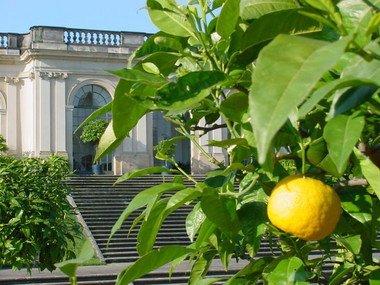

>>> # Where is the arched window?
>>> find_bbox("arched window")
[72,85,112,174]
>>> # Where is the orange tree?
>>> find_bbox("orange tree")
[79,0,380,283]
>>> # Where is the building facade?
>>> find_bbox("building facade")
[0,26,227,174]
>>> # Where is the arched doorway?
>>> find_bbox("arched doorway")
[72,84,112,174]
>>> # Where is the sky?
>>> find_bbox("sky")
[0,0,169,34]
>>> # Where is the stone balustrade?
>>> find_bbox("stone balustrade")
[0,26,149,50]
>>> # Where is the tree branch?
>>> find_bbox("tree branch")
[333,178,369,189]
[191,123,227,133]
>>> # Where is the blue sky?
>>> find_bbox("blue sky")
[0,0,170,34]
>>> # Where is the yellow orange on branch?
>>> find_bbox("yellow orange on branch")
[267,175,341,241]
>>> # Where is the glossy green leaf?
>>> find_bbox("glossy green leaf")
[207,138,249,148]
[195,218,217,249]
[335,234,362,255]
[137,52,181,77]
[330,86,378,117]
[108,183,186,243]
[225,257,273,285]
[216,0,240,39]
[220,92,248,122]
[369,269,380,285]
[189,250,218,284]
[238,202,268,257]
[200,188,240,238]
[148,9,194,37]
[328,262,355,285]
[241,8,321,57]
[338,0,376,47]
[108,68,166,87]
[115,167,179,185]
[95,121,126,161]
[367,11,380,35]
[323,114,365,174]
[240,0,298,20]
[266,256,312,284]
[299,78,379,116]
[354,148,380,199]
[74,102,112,133]
[137,198,169,255]
[112,79,149,138]
[186,202,206,242]
[55,240,94,278]
[250,35,352,164]
[154,36,183,51]
[132,31,180,61]
[340,186,372,226]
[116,245,194,285]
[154,71,226,110]
[142,62,161,75]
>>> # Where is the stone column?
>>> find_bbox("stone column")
[66,105,74,169]
[5,77,19,155]
[55,73,68,157]
[38,72,52,157]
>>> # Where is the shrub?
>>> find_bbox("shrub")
[0,155,80,272]
[79,119,108,144]
[0,134,8,152]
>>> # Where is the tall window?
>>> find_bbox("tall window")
[72,85,112,173]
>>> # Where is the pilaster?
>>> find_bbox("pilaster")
[5,77,19,154]
[38,72,51,155]
[55,73,68,156]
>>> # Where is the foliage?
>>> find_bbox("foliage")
[0,155,81,273]
[79,119,108,144]
[75,0,379,283]
[0,134,8,152]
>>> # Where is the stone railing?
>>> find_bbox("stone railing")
[0,26,149,50]
[0,33,8,48]
[64,28,122,46]
[0,33,20,49]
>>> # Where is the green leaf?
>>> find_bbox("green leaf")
[142,62,161,75]
[115,167,179,185]
[148,9,194,37]
[250,35,352,164]
[238,202,268,258]
[240,8,322,63]
[116,245,194,285]
[55,240,94,278]
[328,262,355,285]
[190,250,218,284]
[155,71,226,110]
[112,79,148,138]
[216,0,240,39]
[154,36,184,52]
[186,202,206,242]
[330,86,378,117]
[323,114,365,174]
[338,0,376,47]
[220,92,248,122]
[108,183,186,243]
[266,256,312,284]
[95,121,126,161]
[299,77,379,116]
[240,0,298,20]
[137,52,181,77]
[74,102,112,133]
[369,269,380,285]
[354,148,380,200]
[340,186,372,226]
[137,198,169,255]
[225,257,273,285]
[335,234,362,255]
[108,68,166,87]
[195,218,217,249]
[200,188,240,239]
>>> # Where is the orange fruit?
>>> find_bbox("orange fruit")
[267,175,341,240]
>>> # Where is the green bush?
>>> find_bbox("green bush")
[0,134,8,152]
[80,119,108,144]
[0,155,80,273]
